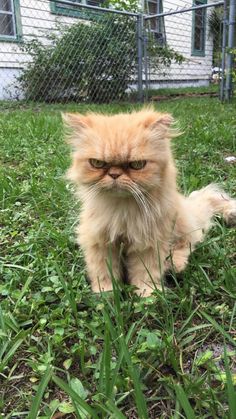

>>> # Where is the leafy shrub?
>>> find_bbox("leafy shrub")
[208,7,224,66]
[17,13,184,103]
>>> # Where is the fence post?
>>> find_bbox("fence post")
[220,0,228,101]
[143,30,149,102]
[137,14,144,102]
[225,0,236,100]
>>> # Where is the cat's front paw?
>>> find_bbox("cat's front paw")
[132,279,161,297]
[90,277,113,293]
[165,248,189,273]
[134,286,153,297]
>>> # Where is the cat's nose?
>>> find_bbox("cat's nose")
[108,167,122,179]
[109,173,121,179]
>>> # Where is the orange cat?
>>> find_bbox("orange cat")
[64,108,236,296]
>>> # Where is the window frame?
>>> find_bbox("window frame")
[147,0,166,46]
[191,0,207,57]
[50,0,105,19]
[0,0,22,42]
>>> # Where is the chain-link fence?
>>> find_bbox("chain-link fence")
[0,0,235,104]
[0,0,142,103]
[144,0,235,101]
[145,2,216,92]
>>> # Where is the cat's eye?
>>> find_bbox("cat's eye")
[129,160,147,170]
[89,159,106,168]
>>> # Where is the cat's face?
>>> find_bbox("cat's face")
[64,109,175,196]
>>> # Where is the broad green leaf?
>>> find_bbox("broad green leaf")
[70,377,89,400]
[59,402,75,413]
[147,333,161,349]
[195,350,213,366]
[63,358,72,370]
[52,374,98,418]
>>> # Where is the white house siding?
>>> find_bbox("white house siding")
[0,0,78,99]
[148,0,214,88]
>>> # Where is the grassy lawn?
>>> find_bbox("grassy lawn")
[0,97,236,418]
[127,85,219,102]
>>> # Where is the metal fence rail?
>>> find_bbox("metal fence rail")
[0,0,235,104]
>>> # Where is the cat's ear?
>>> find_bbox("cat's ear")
[62,113,93,147]
[141,112,174,130]
[62,113,92,131]
[140,111,179,140]
[152,113,174,128]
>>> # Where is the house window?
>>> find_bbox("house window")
[147,0,166,45]
[51,0,106,18]
[0,0,21,40]
[192,0,207,56]
[0,0,16,37]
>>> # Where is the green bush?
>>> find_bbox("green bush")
[17,13,184,103]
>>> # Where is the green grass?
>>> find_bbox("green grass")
[147,84,219,96]
[130,84,219,101]
[0,97,236,418]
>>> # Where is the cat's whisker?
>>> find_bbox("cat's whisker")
[82,184,100,201]
[131,183,158,218]
[131,186,165,237]
[122,181,146,212]
[127,183,149,215]
[132,200,149,233]
[139,182,176,210]
[134,183,169,217]
[82,187,98,199]
[124,184,146,214]
[139,188,161,217]
[127,184,151,233]
[132,189,149,216]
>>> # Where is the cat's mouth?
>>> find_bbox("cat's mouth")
[111,188,132,197]
[102,181,133,197]
[114,187,132,197]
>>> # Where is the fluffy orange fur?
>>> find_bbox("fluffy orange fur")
[64,108,236,296]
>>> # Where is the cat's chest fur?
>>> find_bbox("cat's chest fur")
[82,194,159,248]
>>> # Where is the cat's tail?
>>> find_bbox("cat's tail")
[166,184,236,274]
[187,183,236,231]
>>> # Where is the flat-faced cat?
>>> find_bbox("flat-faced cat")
[64,108,236,296]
